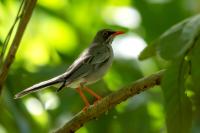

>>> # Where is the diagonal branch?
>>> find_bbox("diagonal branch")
[0,0,37,94]
[54,70,165,133]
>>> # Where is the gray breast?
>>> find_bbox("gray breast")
[85,45,113,84]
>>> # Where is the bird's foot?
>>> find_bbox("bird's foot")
[93,97,102,106]
[82,104,90,112]
[95,95,102,101]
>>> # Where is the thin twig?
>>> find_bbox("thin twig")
[0,0,25,65]
[0,0,37,94]
[54,70,165,133]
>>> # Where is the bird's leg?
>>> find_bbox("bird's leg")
[76,87,90,112]
[83,86,102,100]
[82,86,102,105]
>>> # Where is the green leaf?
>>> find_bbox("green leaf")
[0,39,3,45]
[138,42,156,60]
[191,37,200,90]
[157,19,188,59]
[191,37,200,124]
[158,15,200,60]
[162,59,192,133]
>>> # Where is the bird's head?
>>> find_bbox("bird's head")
[93,29,124,45]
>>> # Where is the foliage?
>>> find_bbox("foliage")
[140,14,200,133]
[0,0,200,133]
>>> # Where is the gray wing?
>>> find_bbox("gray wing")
[88,44,111,64]
[62,44,110,82]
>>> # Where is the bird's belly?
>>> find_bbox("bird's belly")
[65,65,111,89]
[67,78,85,88]
[84,56,113,85]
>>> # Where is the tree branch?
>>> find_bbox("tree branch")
[54,70,165,133]
[0,0,37,94]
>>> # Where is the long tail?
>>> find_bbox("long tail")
[14,75,65,99]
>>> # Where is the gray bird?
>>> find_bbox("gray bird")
[14,29,124,110]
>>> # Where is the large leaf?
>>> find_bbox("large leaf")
[158,15,200,60]
[191,37,200,99]
[162,59,192,133]
[191,37,200,130]
[139,18,188,60]
[139,15,200,60]
[138,42,156,60]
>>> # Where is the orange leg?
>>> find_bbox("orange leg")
[76,87,90,112]
[82,86,102,105]
[83,86,102,100]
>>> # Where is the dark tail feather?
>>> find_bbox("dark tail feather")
[14,75,65,99]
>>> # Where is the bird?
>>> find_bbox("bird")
[14,29,124,111]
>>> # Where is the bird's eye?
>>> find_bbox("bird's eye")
[103,32,109,38]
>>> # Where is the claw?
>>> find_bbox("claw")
[82,104,90,112]
[76,84,103,111]
[93,98,102,106]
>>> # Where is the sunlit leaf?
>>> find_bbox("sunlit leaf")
[38,0,67,11]
[37,16,78,55]
[76,126,88,133]
[147,101,164,130]
[16,39,50,72]
[107,0,131,6]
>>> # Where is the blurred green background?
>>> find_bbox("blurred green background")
[0,0,199,133]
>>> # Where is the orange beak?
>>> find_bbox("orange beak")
[112,31,125,37]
